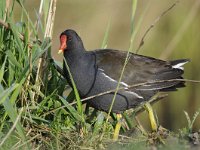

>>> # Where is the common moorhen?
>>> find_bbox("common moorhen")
[58,29,189,139]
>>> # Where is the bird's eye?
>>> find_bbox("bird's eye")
[68,36,72,42]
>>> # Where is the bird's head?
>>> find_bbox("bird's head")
[58,29,84,54]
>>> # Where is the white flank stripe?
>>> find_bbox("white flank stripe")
[139,87,164,90]
[99,68,143,99]
[120,82,129,87]
[98,68,104,72]
[101,72,117,82]
[125,91,143,99]
[100,71,129,87]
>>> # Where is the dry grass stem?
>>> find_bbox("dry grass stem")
[0,108,23,147]
[160,0,200,59]
[42,78,199,117]
[0,18,9,29]
[33,0,57,101]
[135,0,179,54]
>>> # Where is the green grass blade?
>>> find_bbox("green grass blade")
[0,84,19,104]
[0,84,27,146]
[130,0,138,34]
[66,90,75,103]
[59,96,83,122]
[18,42,51,82]
[16,0,37,37]
[7,19,24,55]
[101,20,111,49]
[104,2,140,117]
[129,0,138,51]
[0,56,7,83]
[6,50,22,69]
[131,2,150,53]
[190,108,200,130]
[101,0,138,140]
[9,80,24,104]
[184,111,191,131]
[63,58,84,121]
[93,112,104,135]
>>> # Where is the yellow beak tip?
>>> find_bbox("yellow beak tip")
[58,49,63,54]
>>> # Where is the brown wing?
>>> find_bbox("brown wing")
[94,49,187,91]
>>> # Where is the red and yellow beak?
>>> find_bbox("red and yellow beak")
[58,49,63,54]
[58,35,67,54]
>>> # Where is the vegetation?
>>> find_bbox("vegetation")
[0,0,200,149]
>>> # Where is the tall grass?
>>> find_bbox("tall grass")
[0,0,116,149]
[0,0,75,149]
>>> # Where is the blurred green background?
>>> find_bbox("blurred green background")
[14,0,200,130]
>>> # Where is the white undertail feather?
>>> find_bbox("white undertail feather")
[172,61,188,70]
[99,68,143,99]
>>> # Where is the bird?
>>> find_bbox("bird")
[58,29,189,140]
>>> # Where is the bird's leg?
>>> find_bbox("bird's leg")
[113,113,122,140]
[85,103,90,115]
[144,102,158,131]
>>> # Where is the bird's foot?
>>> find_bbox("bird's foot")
[147,125,169,145]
